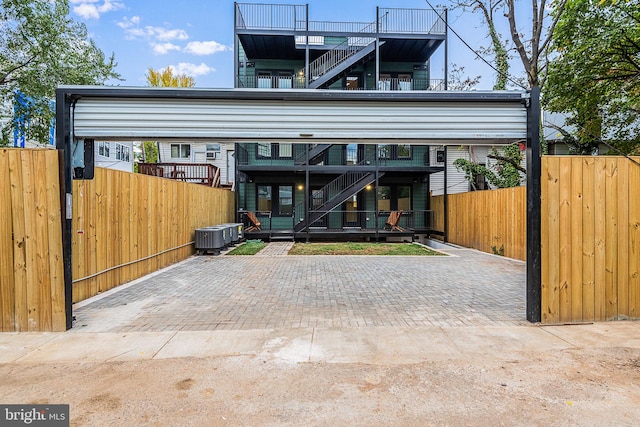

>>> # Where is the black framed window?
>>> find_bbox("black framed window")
[378,185,412,211]
[257,184,294,216]
[256,143,293,159]
[377,144,412,160]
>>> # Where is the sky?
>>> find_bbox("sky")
[70,0,531,90]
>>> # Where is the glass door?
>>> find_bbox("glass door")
[310,187,327,228]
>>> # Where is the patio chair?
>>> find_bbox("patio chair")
[385,210,404,231]
[245,211,262,232]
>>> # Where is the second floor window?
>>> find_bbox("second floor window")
[378,144,412,160]
[256,143,293,159]
[171,144,191,159]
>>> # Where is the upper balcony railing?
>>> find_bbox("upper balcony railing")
[235,75,446,91]
[235,3,446,35]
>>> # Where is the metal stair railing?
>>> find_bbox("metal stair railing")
[297,17,381,86]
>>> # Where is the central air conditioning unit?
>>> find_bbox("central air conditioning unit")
[195,226,227,255]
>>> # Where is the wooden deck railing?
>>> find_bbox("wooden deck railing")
[138,163,220,187]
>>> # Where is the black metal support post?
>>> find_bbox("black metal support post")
[443,146,448,243]
[55,90,73,330]
[526,86,542,323]
[305,143,310,243]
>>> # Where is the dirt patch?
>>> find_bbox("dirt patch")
[1,346,639,425]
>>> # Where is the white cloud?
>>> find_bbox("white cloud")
[71,0,124,20]
[123,25,189,42]
[184,41,230,56]
[152,42,181,55]
[169,63,215,77]
[116,16,140,29]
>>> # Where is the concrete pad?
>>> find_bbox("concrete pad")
[0,333,61,364]
[443,326,572,359]
[310,327,460,364]
[155,329,314,363]
[540,322,640,349]
[16,332,175,363]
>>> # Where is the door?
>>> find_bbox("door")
[343,192,364,228]
[227,150,235,185]
[310,186,327,228]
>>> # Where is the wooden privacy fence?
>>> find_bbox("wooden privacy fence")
[431,186,527,261]
[1,149,66,332]
[72,167,234,303]
[541,156,640,323]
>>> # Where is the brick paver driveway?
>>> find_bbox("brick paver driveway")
[72,246,528,332]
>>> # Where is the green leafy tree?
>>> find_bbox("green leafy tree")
[142,67,195,162]
[545,0,640,154]
[453,143,525,190]
[0,0,119,146]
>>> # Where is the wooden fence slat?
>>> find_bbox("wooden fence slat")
[33,151,52,331]
[45,151,65,331]
[545,156,561,323]
[0,150,15,331]
[581,157,596,321]
[629,158,640,318]
[604,158,619,319]
[617,159,629,318]
[559,157,572,322]
[9,151,28,331]
[541,157,550,322]
[570,157,583,321]
[593,158,607,320]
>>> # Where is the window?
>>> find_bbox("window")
[378,185,411,211]
[115,144,131,162]
[257,185,272,211]
[206,143,221,159]
[98,142,110,157]
[378,144,391,159]
[171,144,191,159]
[257,184,294,216]
[256,70,294,88]
[279,186,293,215]
[398,144,411,158]
[378,144,412,160]
[256,143,292,159]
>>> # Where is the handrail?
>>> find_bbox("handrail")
[297,16,381,85]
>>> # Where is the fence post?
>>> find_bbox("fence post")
[526,86,542,322]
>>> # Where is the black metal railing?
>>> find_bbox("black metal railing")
[241,209,434,233]
[236,75,445,91]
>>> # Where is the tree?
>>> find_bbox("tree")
[142,67,195,162]
[544,0,640,154]
[453,143,525,190]
[453,1,510,90]
[448,64,481,90]
[146,67,196,88]
[0,0,119,146]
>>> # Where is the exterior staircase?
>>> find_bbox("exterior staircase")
[294,144,332,165]
[293,170,384,232]
[297,18,383,89]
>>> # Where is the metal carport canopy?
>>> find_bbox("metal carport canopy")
[65,86,529,145]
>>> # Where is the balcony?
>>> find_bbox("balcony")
[235,75,446,91]
[138,163,221,187]
[235,3,446,36]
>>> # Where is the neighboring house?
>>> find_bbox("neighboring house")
[94,141,134,173]
[233,2,449,240]
[157,141,235,186]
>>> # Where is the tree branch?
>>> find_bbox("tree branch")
[487,153,527,173]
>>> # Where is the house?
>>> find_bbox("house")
[233,2,448,240]
[155,141,235,186]
[94,141,134,173]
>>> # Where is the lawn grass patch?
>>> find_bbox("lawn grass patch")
[288,242,444,256]
[227,240,267,255]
